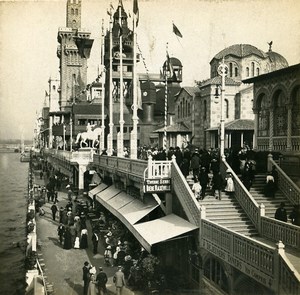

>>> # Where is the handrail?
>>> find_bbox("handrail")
[261,216,300,249]
[269,156,300,205]
[220,160,260,228]
[200,217,300,293]
[36,259,47,295]
[171,159,200,226]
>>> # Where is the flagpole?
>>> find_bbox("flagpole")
[130,4,138,159]
[107,6,114,156]
[100,18,106,154]
[118,5,124,157]
[164,43,169,152]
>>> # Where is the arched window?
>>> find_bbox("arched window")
[257,93,269,137]
[229,63,233,77]
[177,105,180,119]
[203,100,207,120]
[291,86,300,135]
[71,8,74,15]
[75,9,78,15]
[256,67,260,76]
[235,67,238,77]
[180,101,183,118]
[246,67,249,77]
[273,90,287,136]
[185,100,188,117]
[225,99,229,118]
[251,62,255,77]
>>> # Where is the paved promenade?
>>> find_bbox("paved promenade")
[34,176,140,295]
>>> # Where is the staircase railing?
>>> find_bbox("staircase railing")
[220,159,300,250]
[220,160,260,229]
[200,216,300,294]
[170,158,200,226]
[268,155,300,205]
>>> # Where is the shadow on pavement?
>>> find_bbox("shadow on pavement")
[65,277,82,294]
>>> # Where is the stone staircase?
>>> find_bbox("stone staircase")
[186,174,258,237]
[249,174,294,218]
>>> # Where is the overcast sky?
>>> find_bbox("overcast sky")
[0,0,299,140]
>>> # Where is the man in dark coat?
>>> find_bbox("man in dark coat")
[91,231,99,254]
[275,202,287,222]
[82,261,91,295]
[199,167,209,199]
[51,203,58,221]
[96,267,108,295]
[57,223,65,245]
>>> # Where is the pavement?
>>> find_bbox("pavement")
[34,174,142,295]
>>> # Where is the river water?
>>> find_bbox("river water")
[0,153,28,295]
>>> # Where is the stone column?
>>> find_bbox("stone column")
[253,109,259,150]
[78,163,87,191]
[286,103,292,151]
[269,108,274,152]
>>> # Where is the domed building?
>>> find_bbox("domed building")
[191,43,289,151]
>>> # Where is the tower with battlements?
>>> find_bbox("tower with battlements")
[57,0,94,111]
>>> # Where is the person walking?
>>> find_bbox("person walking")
[289,205,300,226]
[63,226,73,250]
[275,202,288,222]
[113,266,126,295]
[191,178,202,201]
[51,203,58,221]
[91,231,99,254]
[87,272,97,295]
[82,261,91,295]
[212,171,223,200]
[80,228,88,249]
[199,167,209,199]
[264,172,276,198]
[96,267,108,295]
[224,172,235,197]
[57,223,65,245]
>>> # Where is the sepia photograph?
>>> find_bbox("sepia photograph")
[0,0,300,294]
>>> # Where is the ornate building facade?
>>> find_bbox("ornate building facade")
[193,43,289,151]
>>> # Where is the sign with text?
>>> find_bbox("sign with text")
[144,178,171,193]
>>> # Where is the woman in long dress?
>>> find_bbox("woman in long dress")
[63,226,72,250]
[80,228,88,249]
[87,273,97,295]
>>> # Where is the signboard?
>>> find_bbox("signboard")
[144,178,171,193]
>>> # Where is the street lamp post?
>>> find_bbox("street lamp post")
[217,57,228,158]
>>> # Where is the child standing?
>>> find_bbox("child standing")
[192,178,202,201]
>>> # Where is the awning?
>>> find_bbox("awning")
[95,186,121,204]
[94,186,159,225]
[119,194,159,224]
[133,214,198,252]
[88,183,108,198]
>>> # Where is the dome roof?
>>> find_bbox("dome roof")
[211,44,267,62]
[163,57,182,67]
[266,51,289,70]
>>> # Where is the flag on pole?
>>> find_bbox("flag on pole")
[173,23,183,38]
[45,90,49,96]
[166,52,174,79]
[133,0,139,27]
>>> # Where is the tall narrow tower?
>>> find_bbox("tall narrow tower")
[104,1,139,108]
[57,0,94,111]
